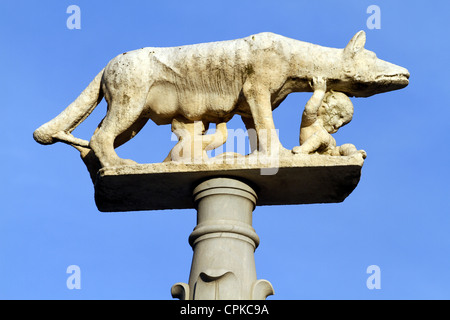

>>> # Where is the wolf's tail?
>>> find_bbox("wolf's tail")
[33,68,105,147]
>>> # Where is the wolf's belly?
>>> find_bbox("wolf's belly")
[145,82,240,124]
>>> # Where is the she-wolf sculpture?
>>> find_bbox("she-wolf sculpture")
[34,31,409,168]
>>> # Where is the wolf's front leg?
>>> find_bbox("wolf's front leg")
[89,100,142,167]
[244,86,289,157]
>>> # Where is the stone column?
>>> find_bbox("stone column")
[172,177,274,300]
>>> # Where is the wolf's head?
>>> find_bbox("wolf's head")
[331,31,409,97]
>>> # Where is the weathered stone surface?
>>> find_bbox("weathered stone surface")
[172,178,274,300]
[95,153,364,212]
[32,30,409,300]
[34,31,408,171]
[293,76,367,159]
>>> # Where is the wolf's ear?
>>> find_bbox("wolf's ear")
[344,30,366,56]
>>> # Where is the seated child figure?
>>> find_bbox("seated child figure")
[292,77,366,159]
[164,117,228,162]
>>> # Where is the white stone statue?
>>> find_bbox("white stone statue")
[33,32,410,299]
[293,76,367,158]
[34,31,409,170]
[163,118,228,163]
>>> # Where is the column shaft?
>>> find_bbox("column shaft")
[172,177,273,300]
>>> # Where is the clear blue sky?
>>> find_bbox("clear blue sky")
[1,0,449,299]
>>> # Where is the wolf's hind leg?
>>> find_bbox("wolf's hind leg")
[113,117,149,149]
[89,99,145,167]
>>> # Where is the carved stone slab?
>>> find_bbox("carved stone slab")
[94,154,364,212]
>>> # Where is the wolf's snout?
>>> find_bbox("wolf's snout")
[404,69,410,79]
[394,66,410,80]
[372,59,410,89]
[383,62,409,78]
[375,71,409,81]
